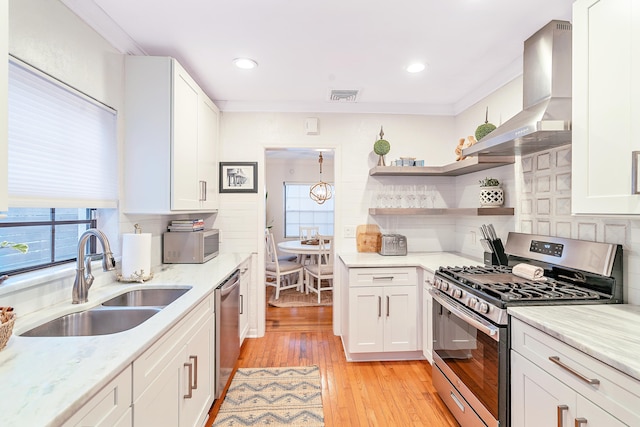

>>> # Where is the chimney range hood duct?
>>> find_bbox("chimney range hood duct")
[463,20,572,157]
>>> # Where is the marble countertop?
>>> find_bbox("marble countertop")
[0,252,250,427]
[509,305,640,382]
[338,251,482,273]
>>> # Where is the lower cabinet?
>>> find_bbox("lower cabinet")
[62,366,132,427]
[346,267,419,356]
[511,318,640,426]
[133,293,214,427]
[422,268,434,364]
[239,257,251,343]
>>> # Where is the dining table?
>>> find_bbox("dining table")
[277,239,332,264]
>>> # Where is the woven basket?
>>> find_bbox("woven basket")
[0,312,16,351]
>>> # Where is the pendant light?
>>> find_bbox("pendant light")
[309,152,333,204]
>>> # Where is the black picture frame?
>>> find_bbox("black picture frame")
[219,162,258,193]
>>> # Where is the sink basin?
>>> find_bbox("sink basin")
[20,307,161,337]
[101,287,191,307]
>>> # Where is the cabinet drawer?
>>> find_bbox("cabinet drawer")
[349,267,416,287]
[512,318,640,425]
[133,293,213,399]
[62,365,132,427]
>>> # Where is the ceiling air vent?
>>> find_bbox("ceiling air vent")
[328,89,359,102]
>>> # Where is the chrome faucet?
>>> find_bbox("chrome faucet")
[72,228,116,304]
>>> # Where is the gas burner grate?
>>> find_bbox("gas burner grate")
[437,265,606,302]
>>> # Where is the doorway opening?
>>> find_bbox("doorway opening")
[263,148,336,328]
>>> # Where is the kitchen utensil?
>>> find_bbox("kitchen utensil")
[488,224,498,240]
[480,239,493,253]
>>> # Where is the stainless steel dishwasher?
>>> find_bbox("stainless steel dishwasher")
[214,269,240,399]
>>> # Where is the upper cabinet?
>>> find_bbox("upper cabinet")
[572,0,640,214]
[124,56,219,214]
[1,0,8,215]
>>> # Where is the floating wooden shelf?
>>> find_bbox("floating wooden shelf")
[368,207,515,216]
[369,155,515,177]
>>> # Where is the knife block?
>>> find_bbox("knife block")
[484,251,500,266]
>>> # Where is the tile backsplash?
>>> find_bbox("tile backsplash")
[517,145,640,304]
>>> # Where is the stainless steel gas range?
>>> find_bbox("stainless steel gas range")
[430,232,623,427]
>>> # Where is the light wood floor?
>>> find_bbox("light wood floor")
[205,288,459,426]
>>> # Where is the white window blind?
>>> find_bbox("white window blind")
[7,59,118,208]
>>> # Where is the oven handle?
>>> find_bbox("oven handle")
[430,289,500,342]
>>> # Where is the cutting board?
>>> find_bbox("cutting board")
[356,224,381,252]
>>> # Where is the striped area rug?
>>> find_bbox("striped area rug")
[213,366,325,427]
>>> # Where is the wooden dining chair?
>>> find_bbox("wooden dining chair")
[304,236,333,303]
[265,231,304,299]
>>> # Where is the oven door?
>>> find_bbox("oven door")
[430,289,508,427]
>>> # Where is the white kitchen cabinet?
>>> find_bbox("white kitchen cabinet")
[422,268,434,364]
[124,56,219,214]
[0,0,7,215]
[346,267,419,356]
[180,317,214,427]
[239,257,251,343]
[62,366,132,427]
[572,0,640,214]
[511,317,640,426]
[197,95,220,210]
[133,293,214,426]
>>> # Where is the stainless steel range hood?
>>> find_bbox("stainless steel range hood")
[463,20,572,157]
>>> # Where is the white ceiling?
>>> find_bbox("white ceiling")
[61,0,573,116]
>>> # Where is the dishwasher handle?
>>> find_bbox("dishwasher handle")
[219,270,240,297]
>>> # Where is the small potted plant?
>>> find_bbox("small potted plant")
[478,177,504,207]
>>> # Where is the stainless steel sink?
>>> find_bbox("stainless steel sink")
[20,307,161,337]
[101,287,191,307]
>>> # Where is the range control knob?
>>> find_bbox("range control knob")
[452,289,462,299]
[478,302,490,314]
[468,298,478,309]
[440,281,449,291]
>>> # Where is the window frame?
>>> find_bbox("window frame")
[283,182,335,238]
[0,208,97,276]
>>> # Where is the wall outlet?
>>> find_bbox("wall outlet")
[344,226,355,238]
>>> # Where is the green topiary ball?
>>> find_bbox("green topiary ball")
[374,139,390,156]
[475,122,496,141]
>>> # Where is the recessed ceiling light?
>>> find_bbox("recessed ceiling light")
[233,58,258,70]
[406,63,426,73]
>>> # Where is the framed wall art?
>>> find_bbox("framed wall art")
[219,162,258,193]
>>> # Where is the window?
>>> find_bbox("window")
[284,183,334,238]
[0,208,96,275]
[0,58,118,275]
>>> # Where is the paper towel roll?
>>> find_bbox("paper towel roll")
[121,233,151,279]
[512,263,546,281]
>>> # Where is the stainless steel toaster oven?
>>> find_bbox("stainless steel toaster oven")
[163,229,219,263]
[378,234,407,256]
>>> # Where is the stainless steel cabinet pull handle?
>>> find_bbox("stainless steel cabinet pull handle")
[239,294,244,315]
[372,276,394,281]
[203,180,207,201]
[378,296,381,317]
[557,404,568,427]
[190,355,198,390]
[632,151,640,194]
[184,362,193,398]
[549,356,600,385]
[449,391,465,412]
[574,418,588,427]
[386,296,390,317]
